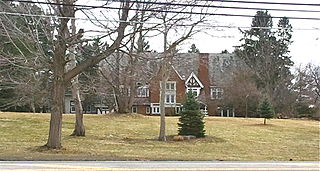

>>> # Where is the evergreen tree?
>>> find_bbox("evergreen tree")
[258,98,274,124]
[188,44,200,53]
[178,92,205,137]
[0,2,52,112]
[236,11,294,114]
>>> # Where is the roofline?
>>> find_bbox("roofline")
[171,65,184,80]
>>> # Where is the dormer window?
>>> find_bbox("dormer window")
[185,72,204,97]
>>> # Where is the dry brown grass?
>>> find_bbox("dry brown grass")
[0,112,319,161]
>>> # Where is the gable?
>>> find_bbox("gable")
[185,72,204,88]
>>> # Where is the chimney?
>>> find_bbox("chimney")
[198,53,210,95]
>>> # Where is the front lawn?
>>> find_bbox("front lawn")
[0,112,319,161]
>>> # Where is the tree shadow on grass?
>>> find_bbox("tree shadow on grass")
[246,123,277,127]
[27,145,68,153]
[146,135,226,143]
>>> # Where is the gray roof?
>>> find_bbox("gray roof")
[100,52,243,86]
[173,53,243,86]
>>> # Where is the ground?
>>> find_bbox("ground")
[0,112,319,161]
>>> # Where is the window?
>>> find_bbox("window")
[187,88,200,97]
[166,82,176,90]
[132,106,137,113]
[70,100,75,113]
[152,107,160,114]
[136,86,149,97]
[210,87,224,99]
[146,107,150,114]
[119,85,131,96]
[165,94,176,104]
[176,107,181,114]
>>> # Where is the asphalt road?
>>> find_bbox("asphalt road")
[0,161,319,171]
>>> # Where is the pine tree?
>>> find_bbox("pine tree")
[258,98,274,125]
[236,11,294,114]
[188,44,200,53]
[178,92,205,137]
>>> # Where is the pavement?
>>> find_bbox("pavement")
[0,161,319,171]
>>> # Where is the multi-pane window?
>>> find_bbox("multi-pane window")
[152,107,160,114]
[165,94,176,104]
[210,87,224,99]
[70,100,75,113]
[146,107,150,114]
[132,106,137,113]
[119,85,131,96]
[136,86,149,97]
[187,88,200,97]
[166,82,176,90]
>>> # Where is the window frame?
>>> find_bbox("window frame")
[146,107,150,114]
[165,94,176,104]
[136,86,149,97]
[210,86,224,100]
[132,106,137,113]
[165,81,176,91]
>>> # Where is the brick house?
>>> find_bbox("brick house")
[132,53,242,116]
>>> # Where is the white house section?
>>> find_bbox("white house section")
[185,72,204,97]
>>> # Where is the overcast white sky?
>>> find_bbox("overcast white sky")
[183,0,320,67]
[77,0,320,67]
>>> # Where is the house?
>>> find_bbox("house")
[132,53,243,116]
[63,52,242,116]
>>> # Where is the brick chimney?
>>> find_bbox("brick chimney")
[198,53,216,116]
[198,53,210,95]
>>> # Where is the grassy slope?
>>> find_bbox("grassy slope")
[0,112,319,161]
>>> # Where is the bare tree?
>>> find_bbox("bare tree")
[293,64,320,118]
[45,0,131,148]
[67,18,85,136]
[307,64,320,103]
[222,68,262,117]
[155,1,207,141]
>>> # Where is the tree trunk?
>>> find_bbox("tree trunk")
[46,76,65,149]
[69,18,85,136]
[70,79,85,136]
[264,118,266,125]
[46,4,69,148]
[159,78,167,141]
[159,21,168,142]
[117,95,130,113]
[31,101,36,113]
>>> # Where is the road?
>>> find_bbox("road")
[0,161,319,171]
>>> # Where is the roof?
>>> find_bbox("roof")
[100,52,243,87]
[172,53,243,86]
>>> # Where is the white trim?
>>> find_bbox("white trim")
[171,65,184,80]
[186,87,201,97]
[132,106,137,113]
[146,107,150,114]
[185,72,204,88]
[210,86,224,100]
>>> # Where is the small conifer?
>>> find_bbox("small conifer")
[178,92,205,137]
[258,98,274,125]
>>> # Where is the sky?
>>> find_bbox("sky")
[179,0,320,67]
[76,0,320,67]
